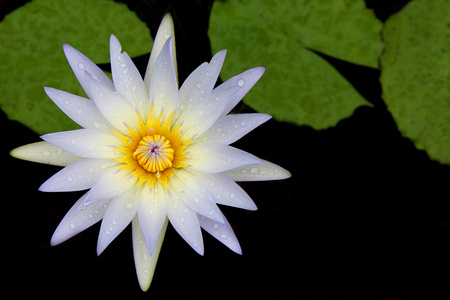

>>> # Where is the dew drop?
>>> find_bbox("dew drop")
[94,209,100,215]
[88,214,93,219]
[196,83,202,89]
[221,234,228,239]
[122,68,128,74]
[251,167,259,174]
[230,193,236,199]
[78,62,85,69]
[42,150,50,157]
[241,121,246,126]
[131,85,137,91]
[179,217,185,223]
[125,203,133,210]
[212,223,220,230]
[237,79,246,87]
[163,33,171,39]
[105,230,111,236]
[69,223,76,229]
[65,176,73,183]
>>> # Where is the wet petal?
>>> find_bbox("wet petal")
[44,87,110,130]
[199,212,242,255]
[41,129,122,159]
[187,170,257,210]
[166,195,204,255]
[97,188,140,255]
[185,143,262,173]
[138,184,168,255]
[51,192,110,246]
[148,36,178,121]
[132,216,168,292]
[196,113,271,145]
[10,141,81,167]
[39,158,118,192]
[82,168,136,206]
[63,43,115,99]
[217,67,265,116]
[224,160,291,181]
[109,34,149,120]
[144,14,176,90]
[85,71,139,134]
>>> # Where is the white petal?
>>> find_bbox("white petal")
[138,184,168,255]
[132,216,168,292]
[196,113,271,145]
[82,168,137,207]
[148,36,178,121]
[186,170,257,210]
[144,14,176,90]
[224,160,291,181]
[185,143,262,173]
[109,34,149,120]
[97,188,140,255]
[176,86,240,140]
[63,43,115,99]
[51,192,110,246]
[199,213,242,254]
[85,71,139,134]
[44,87,110,130]
[39,158,118,192]
[170,169,225,223]
[217,67,265,116]
[10,141,81,167]
[177,50,226,117]
[41,129,122,159]
[166,195,204,255]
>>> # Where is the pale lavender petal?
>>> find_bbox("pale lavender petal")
[41,129,122,159]
[170,169,225,223]
[224,160,292,181]
[137,184,168,255]
[85,71,139,134]
[51,192,111,246]
[148,36,178,121]
[199,212,242,255]
[196,113,271,145]
[63,43,114,99]
[176,50,227,117]
[166,194,204,255]
[176,87,240,139]
[187,170,257,211]
[10,141,81,167]
[97,188,140,255]
[132,216,168,292]
[144,14,176,91]
[218,67,265,116]
[44,87,110,130]
[109,34,149,119]
[82,168,136,207]
[185,143,262,173]
[39,158,118,192]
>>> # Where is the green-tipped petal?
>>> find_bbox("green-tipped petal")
[10,141,81,167]
[132,216,168,292]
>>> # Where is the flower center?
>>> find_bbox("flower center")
[133,134,174,173]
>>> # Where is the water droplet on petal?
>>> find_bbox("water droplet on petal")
[196,83,202,89]
[212,223,220,230]
[66,176,73,182]
[69,223,76,229]
[237,79,246,87]
[78,62,85,69]
[251,167,259,174]
[42,150,50,157]
[221,234,228,239]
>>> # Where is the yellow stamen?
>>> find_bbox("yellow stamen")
[133,134,175,173]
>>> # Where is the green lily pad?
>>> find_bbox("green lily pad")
[0,0,152,134]
[380,0,450,164]
[209,0,382,129]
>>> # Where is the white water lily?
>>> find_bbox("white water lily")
[10,14,290,291]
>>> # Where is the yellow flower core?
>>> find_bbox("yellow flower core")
[133,134,174,173]
[112,104,191,190]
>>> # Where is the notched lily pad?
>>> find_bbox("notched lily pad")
[209,0,381,129]
[380,0,450,164]
[0,0,152,134]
